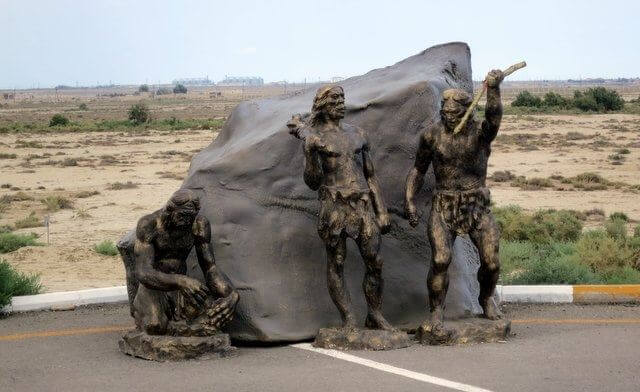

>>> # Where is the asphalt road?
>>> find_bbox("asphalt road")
[1,303,639,392]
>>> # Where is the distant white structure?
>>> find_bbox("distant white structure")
[217,76,264,87]
[172,77,213,86]
[330,76,345,83]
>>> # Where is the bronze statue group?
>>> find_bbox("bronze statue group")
[123,68,510,358]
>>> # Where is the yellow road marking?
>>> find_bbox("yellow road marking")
[0,325,132,342]
[2,318,640,342]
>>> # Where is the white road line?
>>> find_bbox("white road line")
[291,343,494,392]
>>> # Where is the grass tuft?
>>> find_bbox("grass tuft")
[94,240,118,256]
[0,260,42,307]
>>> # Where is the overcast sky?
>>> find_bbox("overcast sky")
[1,0,638,89]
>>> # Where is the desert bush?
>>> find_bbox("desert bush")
[511,90,542,108]
[49,114,69,127]
[128,103,150,125]
[609,212,629,222]
[78,103,88,110]
[173,84,187,94]
[155,87,171,95]
[41,195,73,211]
[14,212,41,229]
[94,240,118,256]
[634,225,640,238]
[0,153,17,159]
[574,87,624,112]
[568,172,611,191]
[0,232,40,253]
[542,92,571,108]
[493,206,582,243]
[138,84,150,93]
[489,170,516,182]
[107,181,138,190]
[500,241,596,285]
[0,260,42,307]
[510,176,553,190]
[600,266,640,284]
[75,190,100,198]
[605,219,627,241]
[575,230,634,273]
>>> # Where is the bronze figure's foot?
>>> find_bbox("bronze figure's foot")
[480,297,502,320]
[365,312,395,331]
[342,315,358,331]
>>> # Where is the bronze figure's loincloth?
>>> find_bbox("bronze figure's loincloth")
[433,187,491,234]
[317,185,378,245]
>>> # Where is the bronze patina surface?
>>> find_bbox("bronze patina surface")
[120,190,239,360]
[289,85,410,349]
[405,70,507,342]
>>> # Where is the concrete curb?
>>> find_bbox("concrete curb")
[3,284,640,314]
[2,286,128,313]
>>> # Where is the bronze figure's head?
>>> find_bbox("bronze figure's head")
[164,189,200,228]
[311,85,345,124]
[440,88,472,131]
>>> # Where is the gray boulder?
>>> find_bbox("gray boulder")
[119,42,483,342]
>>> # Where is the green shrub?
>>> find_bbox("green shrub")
[493,206,582,243]
[41,195,73,212]
[512,90,542,108]
[128,103,150,125]
[574,88,624,112]
[634,225,640,238]
[605,219,627,240]
[0,232,40,253]
[14,212,41,229]
[500,241,597,285]
[574,230,634,273]
[543,92,570,108]
[78,103,88,111]
[94,240,118,256]
[601,266,640,284]
[138,84,150,93]
[609,212,629,222]
[0,260,42,307]
[173,84,187,94]
[49,114,69,127]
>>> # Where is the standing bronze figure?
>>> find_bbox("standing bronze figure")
[404,70,505,339]
[119,189,239,360]
[288,85,394,332]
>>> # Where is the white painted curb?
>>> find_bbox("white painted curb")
[2,286,127,313]
[497,285,573,303]
[3,284,639,314]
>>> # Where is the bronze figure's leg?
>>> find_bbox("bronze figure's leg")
[469,212,502,320]
[325,235,356,329]
[426,207,455,331]
[132,285,171,335]
[358,227,393,331]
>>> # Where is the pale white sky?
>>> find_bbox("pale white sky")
[1,0,638,89]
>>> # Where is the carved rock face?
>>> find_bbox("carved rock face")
[120,42,483,342]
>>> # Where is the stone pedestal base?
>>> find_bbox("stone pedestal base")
[313,328,412,351]
[416,317,511,346]
[119,330,236,361]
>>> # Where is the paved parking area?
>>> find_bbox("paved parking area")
[1,303,639,391]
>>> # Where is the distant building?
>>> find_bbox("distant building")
[217,76,264,87]
[330,76,345,83]
[172,77,214,86]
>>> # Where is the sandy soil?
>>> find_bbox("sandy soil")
[1,111,639,292]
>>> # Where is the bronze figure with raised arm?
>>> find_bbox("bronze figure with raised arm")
[404,70,505,338]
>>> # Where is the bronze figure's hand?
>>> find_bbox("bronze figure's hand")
[287,114,305,139]
[485,69,504,88]
[204,291,239,330]
[406,203,419,227]
[377,213,391,234]
[180,277,209,306]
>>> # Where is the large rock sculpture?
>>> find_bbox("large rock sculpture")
[119,42,483,342]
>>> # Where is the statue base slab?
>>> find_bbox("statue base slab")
[416,317,511,346]
[313,327,412,351]
[119,330,236,361]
